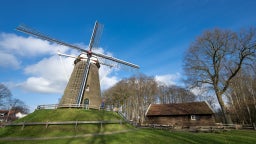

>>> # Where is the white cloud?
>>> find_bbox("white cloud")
[0,52,20,69]
[190,87,202,96]
[99,65,119,90]
[24,56,73,79]
[18,77,62,94]
[20,55,74,94]
[155,73,181,86]
[0,33,68,56]
[0,32,70,70]
[97,49,120,90]
[100,76,119,90]
[21,52,120,93]
[1,32,120,95]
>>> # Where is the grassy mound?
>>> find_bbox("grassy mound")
[15,109,122,122]
[0,109,131,138]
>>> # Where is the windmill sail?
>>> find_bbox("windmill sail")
[16,21,139,109]
[16,25,139,69]
[76,21,101,105]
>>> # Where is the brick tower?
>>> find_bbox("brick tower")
[59,56,102,108]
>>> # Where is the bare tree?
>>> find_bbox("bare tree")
[158,84,196,104]
[104,74,197,124]
[0,83,29,114]
[0,83,12,109]
[103,74,158,124]
[11,98,30,114]
[229,65,256,127]
[183,28,256,124]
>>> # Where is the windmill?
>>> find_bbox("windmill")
[16,21,139,109]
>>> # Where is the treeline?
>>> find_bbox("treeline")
[103,27,256,127]
[229,65,256,125]
[102,74,196,124]
[0,83,29,114]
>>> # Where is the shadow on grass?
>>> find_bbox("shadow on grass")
[64,109,107,144]
[0,109,131,143]
[88,110,106,144]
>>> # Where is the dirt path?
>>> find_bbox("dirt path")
[0,129,135,141]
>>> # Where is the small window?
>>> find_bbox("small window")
[85,85,90,92]
[191,115,196,120]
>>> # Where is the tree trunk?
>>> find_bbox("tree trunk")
[216,92,233,124]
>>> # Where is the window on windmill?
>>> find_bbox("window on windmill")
[86,85,90,92]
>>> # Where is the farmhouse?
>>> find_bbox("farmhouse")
[145,101,215,127]
[0,110,27,123]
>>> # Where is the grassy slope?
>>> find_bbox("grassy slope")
[14,109,122,122]
[1,109,256,143]
[0,109,131,138]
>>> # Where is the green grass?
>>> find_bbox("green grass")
[1,109,256,143]
[0,109,131,138]
[14,109,122,122]
[0,129,256,144]
[0,124,130,137]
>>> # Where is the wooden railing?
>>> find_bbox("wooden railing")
[37,104,100,110]
[142,123,255,131]
[3,120,123,130]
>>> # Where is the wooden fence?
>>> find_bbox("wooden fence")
[37,104,100,110]
[3,120,123,130]
[141,123,255,131]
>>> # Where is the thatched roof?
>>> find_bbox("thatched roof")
[146,101,214,116]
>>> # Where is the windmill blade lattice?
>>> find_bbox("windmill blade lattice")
[16,21,139,108]
[16,24,139,69]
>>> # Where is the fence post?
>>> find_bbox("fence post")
[46,121,49,128]
[21,121,25,130]
[75,121,78,130]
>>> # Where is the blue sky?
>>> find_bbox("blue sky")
[1,0,256,112]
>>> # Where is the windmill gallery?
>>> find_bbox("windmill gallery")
[16,21,139,109]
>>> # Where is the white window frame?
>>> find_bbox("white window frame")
[85,85,90,92]
[191,115,196,120]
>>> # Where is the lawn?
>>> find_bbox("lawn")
[0,129,256,144]
[0,109,131,138]
[1,109,255,143]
